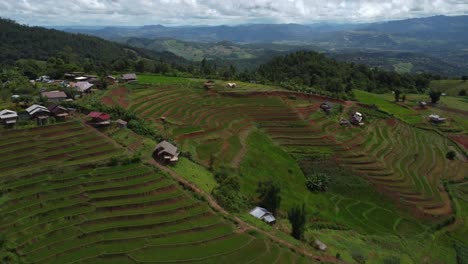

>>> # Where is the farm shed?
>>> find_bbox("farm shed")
[249,207,276,224]
[226,82,237,88]
[320,102,333,113]
[313,240,327,251]
[351,112,364,126]
[88,111,111,126]
[72,81,94,93]
[74,76,88,81]
[0,109,18,125]
[204,80,215,89]
[26,104,50,125]
[41,90,68,102]
[47,104,69,118]
[429,114,446,123]
[153,141,179,164]
[116,119,128,128]
[122,73,137,82]
[106,75,116,85]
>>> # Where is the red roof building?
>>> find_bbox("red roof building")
[88,112,111,125]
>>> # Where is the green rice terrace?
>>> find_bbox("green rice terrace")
[0,122,313,263]
[1,74,467,263]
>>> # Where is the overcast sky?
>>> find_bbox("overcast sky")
[1,0,467,26]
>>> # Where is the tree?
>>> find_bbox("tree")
[401,94,406,102]
[256,180,281,215]
[306,173,330,192]
[429,90,442,104]
[394,89,401,102]
[462,75,467,82]
[459,90,467,96]
[288,204,307,240]
[446,151,456,160]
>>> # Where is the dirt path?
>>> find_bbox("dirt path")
[148,159,345,263]
[230,126,253,168]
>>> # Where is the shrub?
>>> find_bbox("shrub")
[459,89,467,96]
[306,173,331,192]
[288,204,307,240]
[446,151,456,160]
[212,173,247,212]
[351,251,366,264]
[256,180,281,216]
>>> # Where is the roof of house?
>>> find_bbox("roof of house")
[88,111,110,120]
[0,109,18,119]
[47,104,68,114]
[249,207,276,223]
[73,81,94,92]
[116,119,128,125]
[26,104,49,114]
[122,73,137,80]
[155,140,178,156]
[74,76,88,81]
[321,102,332,108]
[41,90,67,99]
[106,75,116,80]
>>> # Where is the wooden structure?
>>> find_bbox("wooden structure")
[0,109,18,126]
[25,104,50,126]
[116,119,128,129]
[153,141,179,164]
[41,91,68,102]
[48,104,69,119]
[249,207,276,224]
[88,111,111,126]
[121,73,137,82]
[204,80,215,89]
[320,102,332,113]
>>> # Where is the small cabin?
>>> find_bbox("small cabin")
[116,119,128,129]
[419,101,427,108]
[41,91,68,102]
[351,112,364,126]
[429,114,446,123]
[249,207,276,224]
[153,141,179,164]
[106,75,116,85]
[0,109,18,126]
[320,102,333,113]
[88,111,111,126]
[226,82,237,88]
[204,80,215,89]
[48,104,69,119]
[121,73,137,82]
[26,104,50,126]
[72,81,94,93]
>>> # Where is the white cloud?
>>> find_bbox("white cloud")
[0,0,467,26]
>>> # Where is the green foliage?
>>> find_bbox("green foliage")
[288,204,307,240]
[351,251,367,264]
[429,89,442,104]
[459,90,467,96]
[253,51,433,96]
[446,151,456,160]
[305,173,331,192]
[212,171,247,212]
[256,180,281,215]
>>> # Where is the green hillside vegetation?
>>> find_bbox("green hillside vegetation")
[0,122,312,263]
[430,79,468,96]
[88,74,468,263]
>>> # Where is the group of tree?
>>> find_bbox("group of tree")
[233,51,437,98]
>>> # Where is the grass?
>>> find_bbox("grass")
[172,157,218,193]
[137,74,194,85]
[354,89,423,124]
[430,79,468,96]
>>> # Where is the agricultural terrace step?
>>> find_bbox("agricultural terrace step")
[88,184,177,202]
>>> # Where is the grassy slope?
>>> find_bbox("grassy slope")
[430,80,468,96]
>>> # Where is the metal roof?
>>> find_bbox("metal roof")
[155,140,178,156]
[73,81,94,92]
[88,112,110,120]
[41,91,67,99]
[249,207,276,223]
[26,104,49,114]
[122,73,137,80]
[0,109,17,117]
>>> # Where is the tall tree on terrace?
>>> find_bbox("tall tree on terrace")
[288,204,307,240]
[429,90,442,104]
[256,180,281,216]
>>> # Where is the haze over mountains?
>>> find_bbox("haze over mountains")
[61,15,468,76]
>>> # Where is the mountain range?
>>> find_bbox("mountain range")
[62,15,468,76]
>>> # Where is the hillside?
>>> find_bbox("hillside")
[0,18,186,68]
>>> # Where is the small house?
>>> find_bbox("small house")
[116,119,128,129]
[121,73,137,82]
[88,112,111,126]
[41,91,68,102]
[313,240,327,251]
[249,207,276,224]
[73,81,94,93]
[204,80,215,89]
[339,119,350,126]
[351,112,364,126]
[320,102,333,113]
[0,109,18,126]
[429,114,446,123]
[153,140,179,164]
[25,104,50,125]
[419,101,427,108]
[64,73,76,80]
[47,104,69,119]
[226,82,237,88]
[36,75,50,82]
[106,75,116,85]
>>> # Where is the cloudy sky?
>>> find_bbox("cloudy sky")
[1,0,467,26]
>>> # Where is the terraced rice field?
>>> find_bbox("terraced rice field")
[0,123,309,263]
